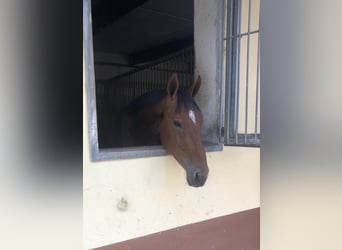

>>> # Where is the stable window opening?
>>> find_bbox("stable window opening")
[83,0,260,161]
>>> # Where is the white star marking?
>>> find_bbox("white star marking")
[189,110,196,124]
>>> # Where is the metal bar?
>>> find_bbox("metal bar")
[94,61,139,68]
[190,48,193,83]
[255,33,260,139]
[151,67,154,89]
[159,63,162,87]
[84,0,102,158]
[188,48,192,85]
[151,68,153,90]
[225,132,260,145]
[104,47,193,83]
[145,70,148,92]
[190,47,193,74]
[148,69,150,91]
[234,0,242,144]
[164,67,167,87]
[225,0,234,143]
[244,0,252,144]
[181,53,185,87]
[229,0,238,143]
[144,69,147,91]
[143,69,145,91]
[132,73,135,96]
[217,0,226,143]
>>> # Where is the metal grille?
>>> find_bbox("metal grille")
[95,46,194,148]
[225,0,260,146]
[96,47,194,114]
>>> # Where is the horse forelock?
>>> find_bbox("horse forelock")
[175,90,200,113]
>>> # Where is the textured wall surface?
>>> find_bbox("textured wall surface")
[194,0,224,144]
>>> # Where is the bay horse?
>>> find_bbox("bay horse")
[119,73,209,187]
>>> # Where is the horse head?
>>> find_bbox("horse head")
[159,73,209,187]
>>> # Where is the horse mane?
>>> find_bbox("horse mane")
[125,90,167,114]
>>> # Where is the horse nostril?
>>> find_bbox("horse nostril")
[194,171,200,180]
[193,170,207,187]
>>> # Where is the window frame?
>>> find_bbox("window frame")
[84,0,224,161]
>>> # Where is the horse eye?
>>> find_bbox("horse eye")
[173,120,182,128]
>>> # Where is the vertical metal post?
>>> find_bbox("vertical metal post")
[190,47,192,85]
[255,33,260,140]
[84,0,101,156]
[225,0,233,144]
[234,0,242,144]
[188,48,191,86]
[144,69,146,92]
[244,0,252,143]
[148,68,151,91]
[151,66,155,90]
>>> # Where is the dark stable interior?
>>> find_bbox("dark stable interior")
[91,0,194,148]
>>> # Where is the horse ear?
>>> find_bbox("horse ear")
[167,73,179,101]
[190,76,201,97]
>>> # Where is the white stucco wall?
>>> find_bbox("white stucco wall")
[83,79,259,248]
[83,131,259,249]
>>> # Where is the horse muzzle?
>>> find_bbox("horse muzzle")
[186,168,208,187]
